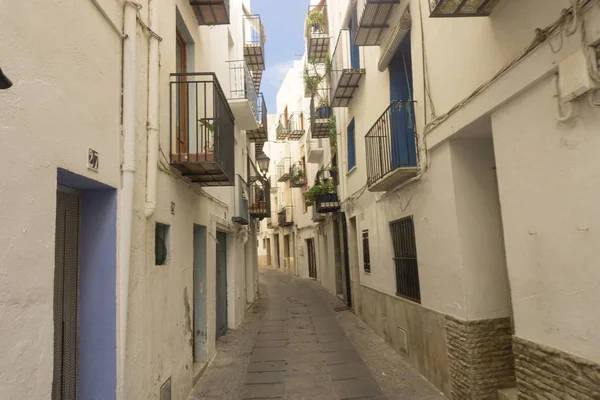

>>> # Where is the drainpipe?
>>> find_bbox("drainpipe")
[145,0,159,219]
[118,2,140,398]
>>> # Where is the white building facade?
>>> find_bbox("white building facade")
[0,0,269,399]
[264,0,600,398]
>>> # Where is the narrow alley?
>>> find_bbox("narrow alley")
[188,269,445,400]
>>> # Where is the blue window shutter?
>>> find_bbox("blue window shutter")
[347,118,356,170]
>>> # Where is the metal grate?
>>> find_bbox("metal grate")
[390,216,420,303]
[362,230,370,272]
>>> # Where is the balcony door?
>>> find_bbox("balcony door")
[349,6,361,69]
[176,29,189,155]
[389,35,416,168]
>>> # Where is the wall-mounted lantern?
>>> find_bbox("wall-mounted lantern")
[429,0,500,17]
[257,154,270,175]
[0,68,12,89]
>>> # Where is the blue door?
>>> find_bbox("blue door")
[349,7,360,69]
[389,35,416,168]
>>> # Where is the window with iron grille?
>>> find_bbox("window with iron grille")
[362,230,370,272]
[390,217,420,303]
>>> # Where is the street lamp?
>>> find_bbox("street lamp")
[429,0,500,17]
[0,68,12,90]
[257,154,270,175]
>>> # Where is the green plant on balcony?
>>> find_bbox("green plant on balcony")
[304,178,335,207]
[307,10,325,33]
[303,56,331,104]
[329,115,337,154]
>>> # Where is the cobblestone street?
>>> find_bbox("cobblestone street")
[188,269,446,400]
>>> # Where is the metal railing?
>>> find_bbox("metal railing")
[310,88,332,138]
[232,175,249,225]
[243,14,265,48]
[365,100,417,186]
[256,93,267,127]
[276,115,289,140]
[169,72,235,181]
[331,29,357,83]
[307,4,330,62]
[277,158,291,182]
[290,162,307,188]
[288,112,305,139]
[228,60,258,118]
[249,178,270,217]
[312,205,326,222]
[278,206,294,226]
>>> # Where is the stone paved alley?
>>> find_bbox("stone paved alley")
[188,269,446,399]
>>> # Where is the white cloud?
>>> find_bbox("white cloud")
[263,60,294,89]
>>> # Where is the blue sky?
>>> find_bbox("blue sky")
[252,0,310,113]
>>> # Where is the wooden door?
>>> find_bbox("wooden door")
[216,232,228,338]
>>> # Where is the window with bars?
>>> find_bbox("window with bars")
[362,230,370,272]
[390,216,420,303]
[347,118,356,170]
[155,223,171,265]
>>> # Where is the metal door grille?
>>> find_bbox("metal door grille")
[53,190,80,400]
[390,216,420,303]
[362,230,370,272]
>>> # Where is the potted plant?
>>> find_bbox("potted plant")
[307,10,325,33]
[304,178,336,208]
[316,99,332,119]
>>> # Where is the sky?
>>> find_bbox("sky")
[251,0,310,113]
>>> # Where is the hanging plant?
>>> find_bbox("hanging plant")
[305,178,335,207]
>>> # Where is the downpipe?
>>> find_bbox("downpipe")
[118,1,140,399]
[145,0,160,218]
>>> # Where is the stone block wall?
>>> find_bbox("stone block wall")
[513,336,600,399]
[446,316,515,399]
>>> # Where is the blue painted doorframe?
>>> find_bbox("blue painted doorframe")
[389,35,417,168]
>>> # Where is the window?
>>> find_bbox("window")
[390,216,420,302]
[347,118,356,171]
[155,223,170,265]
[362,230,370,272]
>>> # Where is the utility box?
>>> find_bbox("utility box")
[558,49,596,103]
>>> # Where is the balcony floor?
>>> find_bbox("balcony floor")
[191,2,230,25]
[229,98,259,131]
[311,118,330,138]
[332,70,365,107]
[171,159,234,186]
[368,166,419,192]
[247,124,267,142]
[308,35,330,63]
[354,0,398,46]
[288,129,305,141]
[244,45,265,71]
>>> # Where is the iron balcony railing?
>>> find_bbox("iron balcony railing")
[314,169,340,213]
[170,72,235,186]
[256,93,267,128]
[290,162,307,188]
[430,0,500,17]
[248,93,268,142]
[288,112,306,140]
[277,158,291,182]
[306,4,330,63]
[228,60,258,120]
[310,87,332,138]
[365,100,418,186]
[249,178,270,219]
[278,206,294,227]
[190,0,230,25]
[243,14,265,70]
[276,116,289,140]
[331,29,365,107]
[232,175,249,225]
[312,204,327,222]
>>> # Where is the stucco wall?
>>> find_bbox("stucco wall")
[492,74,600,363]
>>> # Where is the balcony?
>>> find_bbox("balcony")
[430,0,500,17]
[232,175,249,225]
[190,0,230,25]
[170,73,235,186]
[353,0,400,46]
[310,87,332,139]
[307,137,325,164]
[278,206,294,227]
[314,169,340,213]
[290,162,307,188]
[306,4,330,63]
[331,29,365,107]
[227,60,258,131]
[288,112,306,141]
[243,15,266,72]
[251,70,263,93]
[312,205,327,223]
[249,178,270,220]
[248,93,268,143]
[277,158,291,182]
[366,100,418,192]
[276,116,289,140]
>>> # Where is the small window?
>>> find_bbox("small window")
[155,223,170,265]
[347,118,356,170]
[362,230,370,272]
[390,216,420,303]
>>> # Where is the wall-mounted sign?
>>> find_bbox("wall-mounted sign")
[88,148,99,172]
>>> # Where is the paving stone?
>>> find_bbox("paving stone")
[326,362,373,381]
[257,333,288,341]
[330,377,383,399]
[250,351,287,362]
[255,340,287,348]
[241,383,285,399]
[260,326,288,333]
[318,340,355,353]
[247,361,287,372]
[323,350,363,365]
[245,372,285,384]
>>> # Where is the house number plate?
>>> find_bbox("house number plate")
[88,148,99,172]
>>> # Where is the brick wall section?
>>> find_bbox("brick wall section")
[445,316,515,399]
[513,336,600,399]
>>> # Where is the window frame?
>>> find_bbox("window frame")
[155,223,171,266]
[389,216,421,303]
[362,229,370,273]
[347,118,356,171]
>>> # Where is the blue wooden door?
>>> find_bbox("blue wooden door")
[349,7,360,69]
[389,35,416,168]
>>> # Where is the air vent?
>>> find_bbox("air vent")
[160,378,172,400]
[398,327,409,354]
